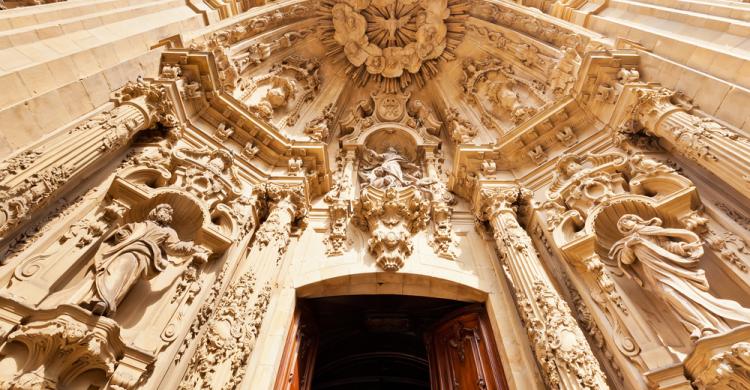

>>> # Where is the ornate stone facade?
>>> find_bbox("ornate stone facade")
[0,0,749,389]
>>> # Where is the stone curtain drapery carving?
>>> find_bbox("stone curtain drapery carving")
[610,214,750,340]
[475,185,609,389]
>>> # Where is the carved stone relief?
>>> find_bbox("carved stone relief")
[354,187,430,271]
[240,56,321,128]
[319,0,468,91]
[462,57,547,133]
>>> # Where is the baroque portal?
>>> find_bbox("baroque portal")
[0,0,749,389]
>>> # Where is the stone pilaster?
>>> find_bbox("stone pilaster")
[324,148,356,256]
[630,87,750,200]
[0,78,176,243]
[178,183,307,389]
[474,185,609,390]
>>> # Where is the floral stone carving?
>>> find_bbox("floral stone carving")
[354,187,430,271]
[320,0,467,90]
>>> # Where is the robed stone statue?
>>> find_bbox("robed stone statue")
[43,204,209,316]
[609,214,750,340]
[359,146,422,190]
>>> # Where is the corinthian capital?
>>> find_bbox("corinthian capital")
[474,185,531,221]
[113,77,178,129]
[264,182,308,220]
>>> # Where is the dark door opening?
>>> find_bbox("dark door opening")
[309,295,465,390]
[275,294,509,390]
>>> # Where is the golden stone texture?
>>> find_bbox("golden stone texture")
[0,0,749,389]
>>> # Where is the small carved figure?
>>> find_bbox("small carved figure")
[481,160,497,176]
[609,214,750,340]
[407,99,441,134]
[617,67,640,84]
[250,76,296,119]
[444,107,477,144]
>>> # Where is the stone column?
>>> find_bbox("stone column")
[178,183,307,390]
[475,185,609,390]
[631,87,750,199]
[0,78,176,242]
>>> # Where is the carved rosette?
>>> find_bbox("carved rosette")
[355,187,430,271]
[475,186,609,389]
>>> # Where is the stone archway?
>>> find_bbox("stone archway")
[295,272,488,303]
[274,292,510,390]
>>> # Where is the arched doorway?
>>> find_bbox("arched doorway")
[274,295,509,390]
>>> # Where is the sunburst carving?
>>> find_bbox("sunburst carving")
[319,0,468,92]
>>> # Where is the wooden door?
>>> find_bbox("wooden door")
[425,305,509,390]
[274,305,318,390]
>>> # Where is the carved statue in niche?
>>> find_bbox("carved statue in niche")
[358,146,422,190]
[43,204,210,316]
[609,214,750,340]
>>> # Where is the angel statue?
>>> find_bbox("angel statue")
[609,214,750,340]
[43,204,210,316]
[358,146,423,190]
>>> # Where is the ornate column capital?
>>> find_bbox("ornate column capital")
[264,182,308,220]
[111,77,179,130]
[473,184,531,222]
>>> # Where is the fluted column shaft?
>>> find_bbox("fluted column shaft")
[0,79,175,242]
[634,87,750,199]
[476,185,609,390]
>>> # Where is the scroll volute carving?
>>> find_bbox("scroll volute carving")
[541,152,705,372]
[0,308,153,390]
[545,152,696,249]
[117,143,244,239]
[353,187,430,271]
